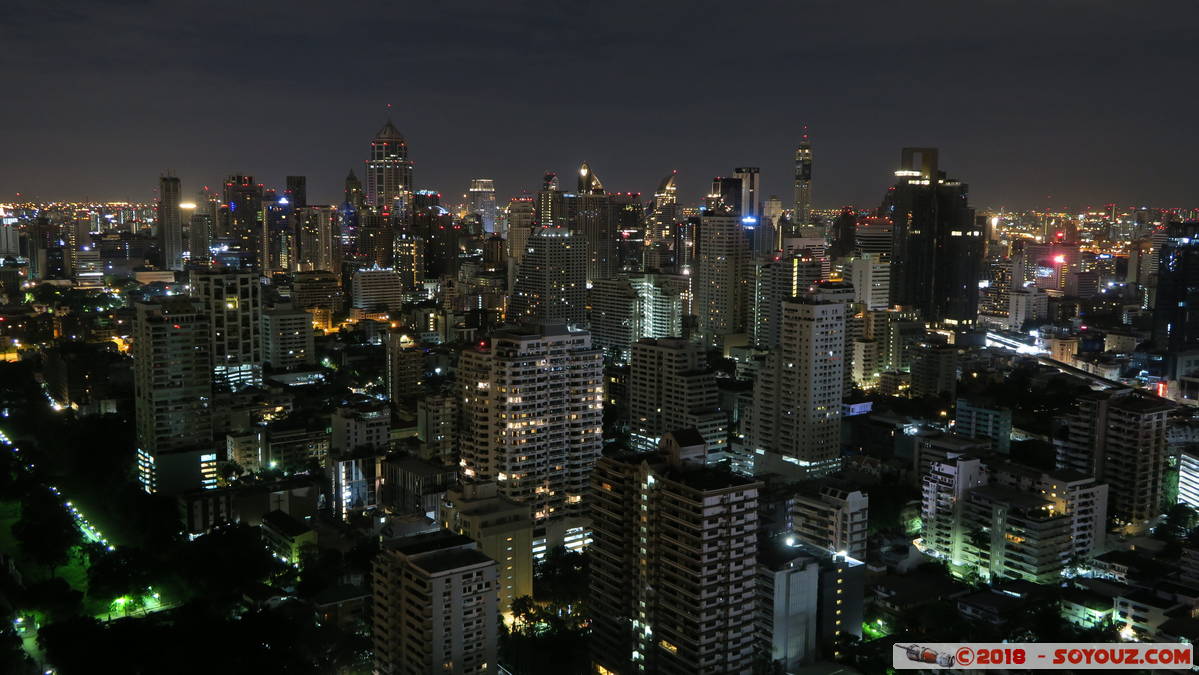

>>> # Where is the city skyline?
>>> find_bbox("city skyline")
[3,1,1197,209]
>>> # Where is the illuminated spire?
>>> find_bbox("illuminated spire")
[578,162,604,194]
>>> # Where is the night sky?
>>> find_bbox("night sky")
[4,0,1197,210]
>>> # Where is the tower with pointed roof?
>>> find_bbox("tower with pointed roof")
[365,119,413,216]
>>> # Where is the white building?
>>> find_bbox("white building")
[850,253,890,310]
[352,266,404,311]
[191,269,263,390]
[262,303,314,371]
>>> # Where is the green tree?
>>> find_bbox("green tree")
[11,490,81,573]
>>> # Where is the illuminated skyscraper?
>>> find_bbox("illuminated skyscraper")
[571,162,617,283]
[157,174,183,271]
[285,175,307,208]
[734,166,761,220]
[1151,221,1199,357]
[365,119,413,215]
[296,205,341,272]
[458,324,603,550]
[794,130,812,226]
[748,296,845,476]
[133,297,215,494]
[468,179,498,233]
[222,174,263,257]
[508,228,587,325]
[191,269,263,390]
[882,148,981,325]
[695,202,751,346]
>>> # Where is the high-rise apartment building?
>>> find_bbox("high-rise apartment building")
[629,338,728,455]
[262,303,314,371]
[749,297,845,476]
[352,266,404,312]
[372,531,498,675]
[922,455,1107,583]
[440,481,534,614]
[458,324,603,550]
[1055,391,1172,526]
[954,398,1013,454]
[590,433,762,675]
[910,344,959,400]
[295,205,340,272]
[190,269,263,390]
[133,297,215,494]
[508,228,587,326]
[695,209,751,346]
[589,277,639,363]
[789,481,870,561]
[882,148,982,325]
[365,119,413,214]
[157,174,183,271]
[569,163,617,284]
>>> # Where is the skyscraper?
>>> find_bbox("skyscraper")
[590,434,762,675]
[571,162,617,283]
[508,228,587,326]
[190,269,263,390]
[133,297,215,494]
[372,531,498,675]
[295,205,341,272]
[157,174,183,271]
[285,175,307,208]
[468,178,498,234]
[629,338,727,454]
[344,170,365,211]
[882,148,982,325]
[365,119,413,215]
[695,205,751,346]
[794,130,812,226]
[734,166,761,221]
[458,324,603,550]
[749,296,845,476]
[1151,221,1199,358]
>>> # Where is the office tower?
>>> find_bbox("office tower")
[910,344,958,399]
[629,338,728,455]
[133,297,215,494]
[468,179,498,234]
[1151,222,1199,358]
[734,166,761,220]
[190,269,263,390]
[748,297,845,476]
[589,277,639,363]
[458,324,602,550]
[261,303,314,371]
[695,208,751,346]
[413,191,460,278]
[850,253,889,310]
[954,398,1013,454]
[610,191,645,272]
[794,131,812,227]
[373,531,498,675]
[260,192,295,272]
[392,231,424,292]
[157,174,183,271]
[188,212,212,267]
[222,174,264,253]
[343,169,365,212]
[922,455,1107,583]
[1056,391,1171,526]
[882,148,982,324]
[828,207,856,259]
[853,216,893,260]
[508,228,587,326]
[295,205,341,272]
[352,266,404,312]
[711,176,744,216]
[758,538,865,668]
[590,434,762,675]
[365,119,414,214]
[536,171,565,228]
[440,481,534,614]
[568,162,617,283]
[285,175,307,208]
[789,481,869,560]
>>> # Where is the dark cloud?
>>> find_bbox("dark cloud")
[2,0,1196,209]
